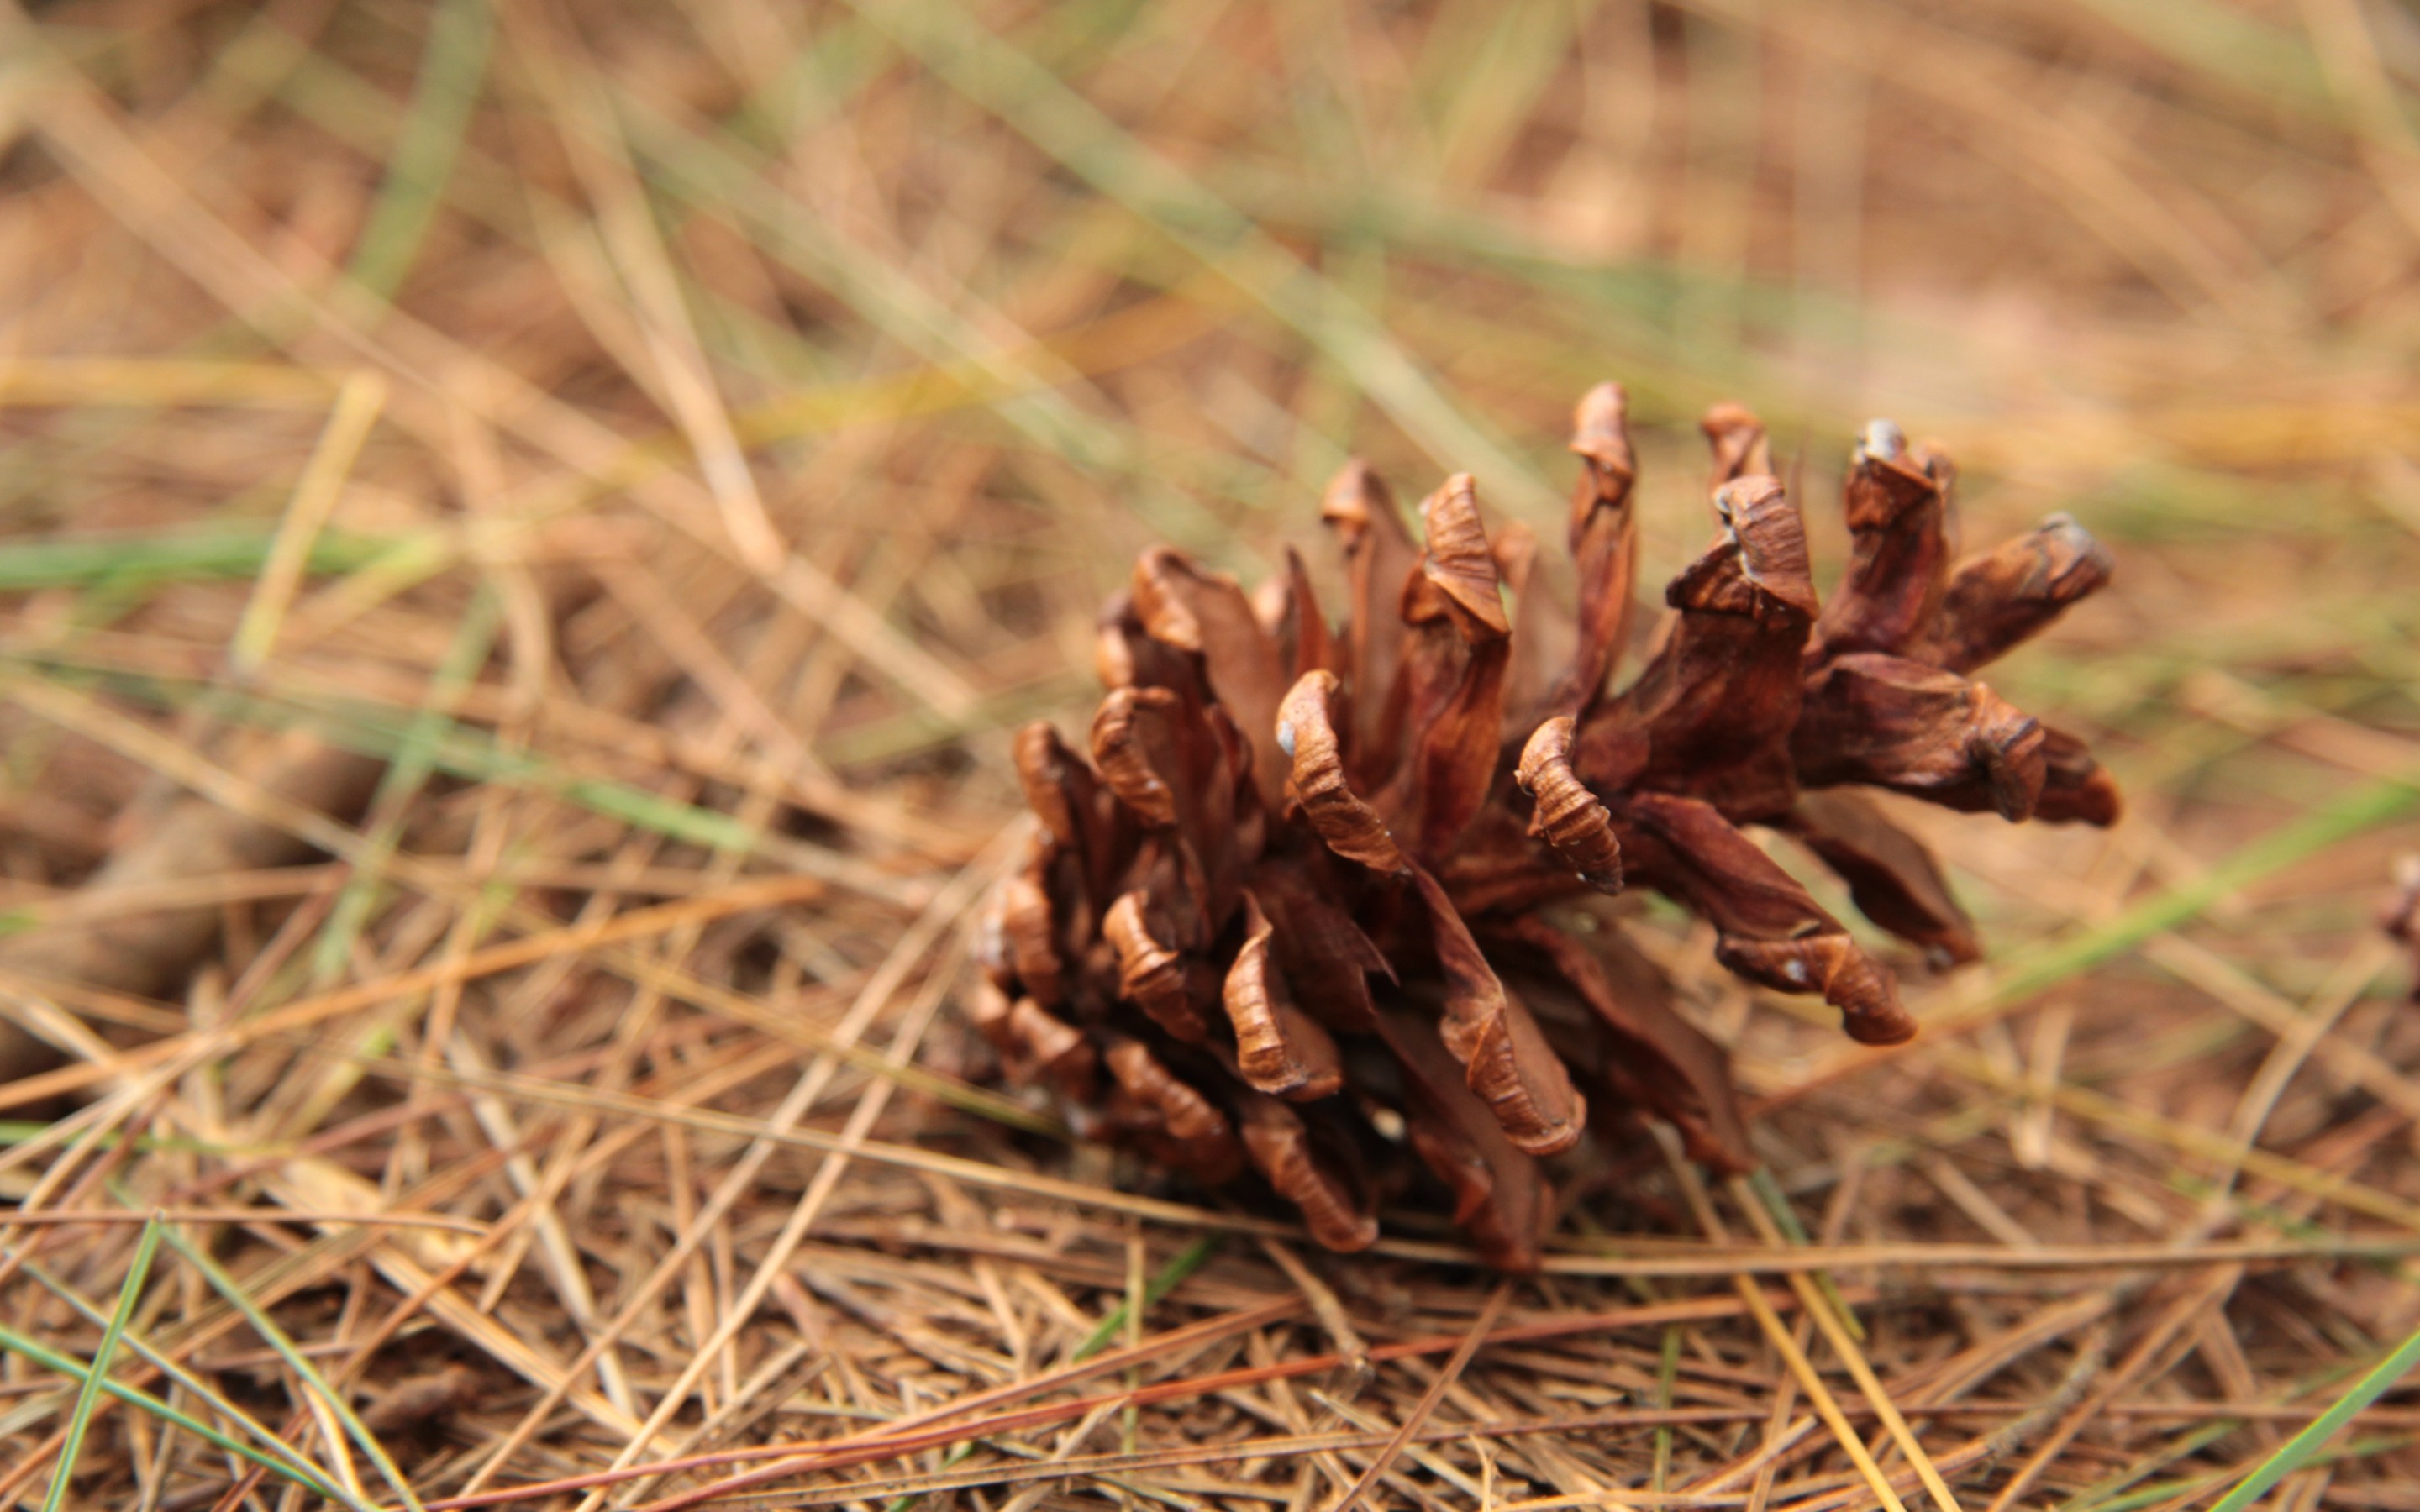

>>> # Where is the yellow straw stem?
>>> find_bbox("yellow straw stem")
[231,369,388,676]
[1730,1174,1963,1512]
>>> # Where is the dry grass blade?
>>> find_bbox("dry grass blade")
[1328,1280,1512,1512]
[230,370,388,676]
[41,1214,160,1512]
[841,0,1563,520]
[0,1312,369,1509]
[151,1220,431,1512]
[1726,1173,1961,1512]
[0,872,838,1112]
[2,1,2417,1508]
[1644,1128,1892,1510]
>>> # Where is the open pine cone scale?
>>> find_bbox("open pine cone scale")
[972,386,2118,1268]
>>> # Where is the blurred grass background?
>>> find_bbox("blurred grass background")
[3,0,2420,1506]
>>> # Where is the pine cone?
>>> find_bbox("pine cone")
[971,386,2118,1268]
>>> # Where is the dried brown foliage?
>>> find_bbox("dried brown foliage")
[2390,855,2420,1001]
[8,2,2419,1506]
[975,389,2118,1267]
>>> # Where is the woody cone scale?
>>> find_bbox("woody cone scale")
[971,387,2119,1268]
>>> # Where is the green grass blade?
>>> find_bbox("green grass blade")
[3,658,792,873]
[2058,1420,2238,1512]
[886,1442,977,1512]
[2207,1322,2420,1512]
[0,1124,235,1153]
[290,694,768,855]
[604,87,1240,559]
[1746,1166,1863,1343]
[837,0,1562,521]
[44,1215,163,1512]
[17,1251,372,1511]
[0,528,383,591]
[311,589,502,986]
[0,1318,362,1508]
[1949,766,2420,1032]
[818,673,1092,768]
[154,1221,430,1512]
[345,0,495,300]
[2061,0,2332,117]
[1071,1234,1223,1361]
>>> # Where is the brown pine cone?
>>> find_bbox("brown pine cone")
[971,386,2119,1268]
